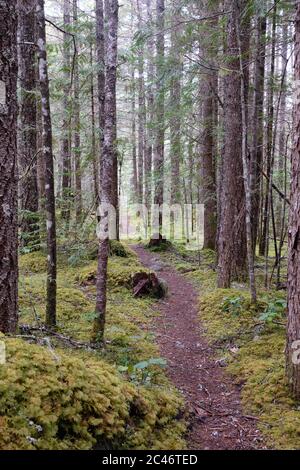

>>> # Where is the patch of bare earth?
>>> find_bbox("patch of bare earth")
[132,245,264,450]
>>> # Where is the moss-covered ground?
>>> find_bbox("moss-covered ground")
[155,241,300,450]
[4,242,186,450]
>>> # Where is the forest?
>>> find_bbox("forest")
[1,0,300,453]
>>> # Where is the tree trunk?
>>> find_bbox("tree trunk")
[18,0,39,250]
[137,0,145,204]
[152,0,165,240]
[73,0,82,223]
[286,0,300,400]
[61,0,71,227]
[0,0,18,334]
[200,2,218,250]
[250,11,266,254]
[90,44,99,203]
[96,0,105,192]
[93,0,119,342]
[145,0,154,213]
[36,0,57,327]
[217,0,248,288]
[131,66,138,199]
[260,4,277,257]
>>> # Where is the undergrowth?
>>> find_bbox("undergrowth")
[11,242,187,450]
[161,242,300,450]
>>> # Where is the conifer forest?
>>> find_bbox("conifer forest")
[2,0,300,454]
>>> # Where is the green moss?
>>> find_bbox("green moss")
[19,252,47,274]
[0,338,185,450]
[16,250,186,449]
[159,242,300,449]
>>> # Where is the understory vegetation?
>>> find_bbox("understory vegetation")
[156,243,300,450]
[9,242,186,450]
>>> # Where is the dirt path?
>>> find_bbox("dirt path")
[132,245,263,450]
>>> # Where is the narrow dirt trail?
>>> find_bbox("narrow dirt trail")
[132,245,263,450]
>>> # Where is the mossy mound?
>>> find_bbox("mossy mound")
[110,240,135,258]
[0,337,185,450]
[19,251,47,274]
[198,286,300,449]
[74,257,144,291]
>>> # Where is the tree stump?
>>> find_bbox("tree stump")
[132,271,168,298]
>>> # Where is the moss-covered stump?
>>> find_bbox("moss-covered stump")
[132,272,168,299]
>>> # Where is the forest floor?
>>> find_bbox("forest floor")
[132,244,264,450]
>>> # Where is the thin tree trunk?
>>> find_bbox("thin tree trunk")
[152,0,165,240]
[236,9,257,304]
[90,45,99,203]
[146,0,154,213]
[200,3,218,250]
[36,0,57,327]
[93,0,119,342]
[18,0,39,250]
[137,0,145,204]
[73,0,82,223]
[286,0,300,400]
[131,66,138,199]
[170,4,182,208]
[0,0,18,334]
[250,11,266,254]
[96,0,105,193]
[260,3,277,257]
[61,0,71,227]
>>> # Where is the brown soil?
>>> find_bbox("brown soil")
[132,244,264,450]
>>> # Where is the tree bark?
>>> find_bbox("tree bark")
[259,4,277,257]
[152,0,165,239]
[61,0,71,227]
[18,0,39,250]
[200,2,218,250]
[250,11,266,254]
[137,0,146,205]
[0,0,18,334]
[90,45,99,203]
[73,0,82,223]
[96,0,105,191]
[217,0,248,287]
[36,0,57,327]
[93,0,119,342]
[145,0,154,212]
[286,0,300,400]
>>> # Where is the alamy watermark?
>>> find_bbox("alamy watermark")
[96,200,205,250]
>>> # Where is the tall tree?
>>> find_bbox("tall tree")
[170,2,182,217]
[286,0,300,400]
[61,0,71,227]
[36,0,57,327]
[199,2,218,250]
[18,0,39,249]
[96,0,105,191]
[0,0,18,334]
[217,0,248,288]
[137,0,146,204]
[73,0,82,223]
[259,3,277,257]
[250,9,267,253]
[93,0,119,342]
[145,0,154,213]
[152,0,165,240]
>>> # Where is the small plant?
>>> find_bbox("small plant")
[259,299,287,323]
[118,357,167,385]
[221,296,244,317]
